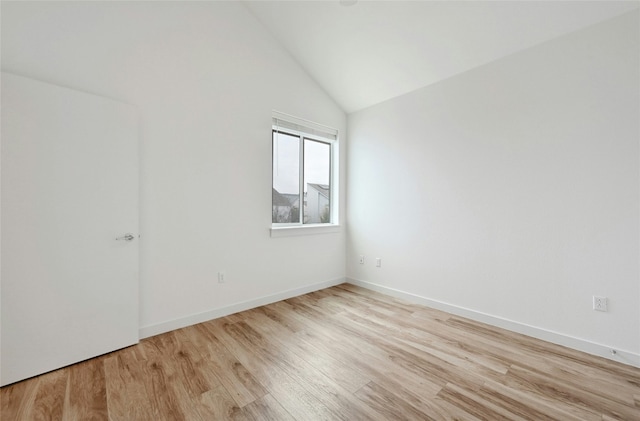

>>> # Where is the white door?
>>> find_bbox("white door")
[1,73,139,386]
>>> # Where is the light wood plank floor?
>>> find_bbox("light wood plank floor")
[2,284,640,420]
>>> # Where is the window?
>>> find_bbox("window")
[272,112,337,227]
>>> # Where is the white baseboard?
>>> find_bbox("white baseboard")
[347,278,640,368]
[139,277,346,339]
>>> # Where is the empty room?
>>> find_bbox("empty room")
[1,0,639,419]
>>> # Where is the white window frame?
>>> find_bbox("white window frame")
[271,111,339,237]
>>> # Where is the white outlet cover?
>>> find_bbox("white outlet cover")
[593,296,608,312]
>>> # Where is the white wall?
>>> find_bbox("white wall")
[1,1,346,336]
[347,11,640,363]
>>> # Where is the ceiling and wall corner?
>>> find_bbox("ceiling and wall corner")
[244,0,640,113]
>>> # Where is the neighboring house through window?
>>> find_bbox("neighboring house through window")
[307,183,330,223]
[272,112,337,226]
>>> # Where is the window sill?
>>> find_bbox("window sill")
[270,224,341,238]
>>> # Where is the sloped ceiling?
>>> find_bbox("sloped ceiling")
[244,1,639,113]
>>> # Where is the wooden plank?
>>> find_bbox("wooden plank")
[62,358,108,421]
[134,339,188,421]
[170,329,222,396]
[242,393,295,421]
[353,381,435,420]
[189,322,267,407]
[0,376,40,421]
[481,378,599,421]
[30,370,68,421]
[205,319,338,420]
[199,386,250,421]
[216,319,384,420]
[243,308,371,393]
[506,364,640,420]
[104,352,156,421]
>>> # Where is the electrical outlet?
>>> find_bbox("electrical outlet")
[376,258,381,268]
[218,272,225,283]
[359,255,364,264]
[593,296,607,312]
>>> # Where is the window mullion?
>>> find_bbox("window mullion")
[299,135,304,225]
[329,143,332,224]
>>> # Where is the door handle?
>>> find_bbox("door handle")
[116,233,135,242]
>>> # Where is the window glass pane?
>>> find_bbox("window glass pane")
[303,139,331,224]
[272,131,300,223]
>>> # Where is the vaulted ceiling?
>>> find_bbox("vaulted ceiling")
[244,1,639,113]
